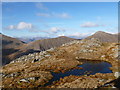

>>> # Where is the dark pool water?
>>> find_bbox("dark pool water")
[44,61,112,86]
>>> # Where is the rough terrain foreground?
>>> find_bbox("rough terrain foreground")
[1,38,119,88]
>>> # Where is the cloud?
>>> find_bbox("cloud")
[52,12,71,18]
[37,27,66,37]
[36,3,71,19]
[6,22,33,30]
[17,22,33,30]
[7,25,15,29]
[37,12,71,19]
[50,27,60,33]
[49,27,65,33]
[68,32,91,39]
[36,13,51,17]
[5,22,66,37]
[105,27,118,34]
[80,22,104,28]
[58,34,65,36]
[36,3,48,10]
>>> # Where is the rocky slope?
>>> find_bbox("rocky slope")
[1,38,119,88]
[2,31,118,65]
[2,35,75,65]
[85,31,118,43]
[8,36,75,62]
[47,73,115,88]
[20,36,75,51]
[1,34,25,65]
[1,34,24,49]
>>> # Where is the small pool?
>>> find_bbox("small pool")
[44,60,112,86]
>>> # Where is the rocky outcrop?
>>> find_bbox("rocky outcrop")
[1,37,119,88]
[3,36,75,65]
[1,70,53,88]
[47,73,115,88]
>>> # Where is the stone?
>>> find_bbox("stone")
[101,55,105,58]
[114,72,120,78]
[27,77,36,82]
[35,56,39,59]
[0,73,6,77]
[45,54,51,57]
[89,50,93,52]
[10,60,15,63]
[32,59,39,63]
[47,48,55,52]
[99,79,105,82]
[19,79,29,82]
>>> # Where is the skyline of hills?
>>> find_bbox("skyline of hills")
[1,31,119,65]
[85,31,119,43]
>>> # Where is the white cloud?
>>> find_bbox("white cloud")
[37,12,71,19]
[58,34,65,36]
[6,22,33,30]
[52,12,71,18]
[49,27,65,33]
[37,13,51,17]
[7,25,15,29]
[80,22,104,28]
[68,32,92,39]
[36,3,48,10]
[36,3,70,19]
[17,22,33,30]
[50,27,60,33]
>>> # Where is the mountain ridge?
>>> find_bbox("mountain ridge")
[2,34,75,65]
[2,31,119,65]
[85,31,118,43]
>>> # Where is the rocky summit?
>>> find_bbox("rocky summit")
[1,38,119,88]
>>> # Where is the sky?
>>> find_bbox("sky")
[2,2,118,38]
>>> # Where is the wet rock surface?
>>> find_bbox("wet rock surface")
[1,38,119,88]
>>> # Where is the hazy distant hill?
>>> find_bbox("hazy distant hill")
[18,37,49,43]
[85,31,118,43]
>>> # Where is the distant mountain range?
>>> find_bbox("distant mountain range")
[1,31,119,65]
[8,36,75,62]
[18,37,49,43]
[2,34,75,65]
